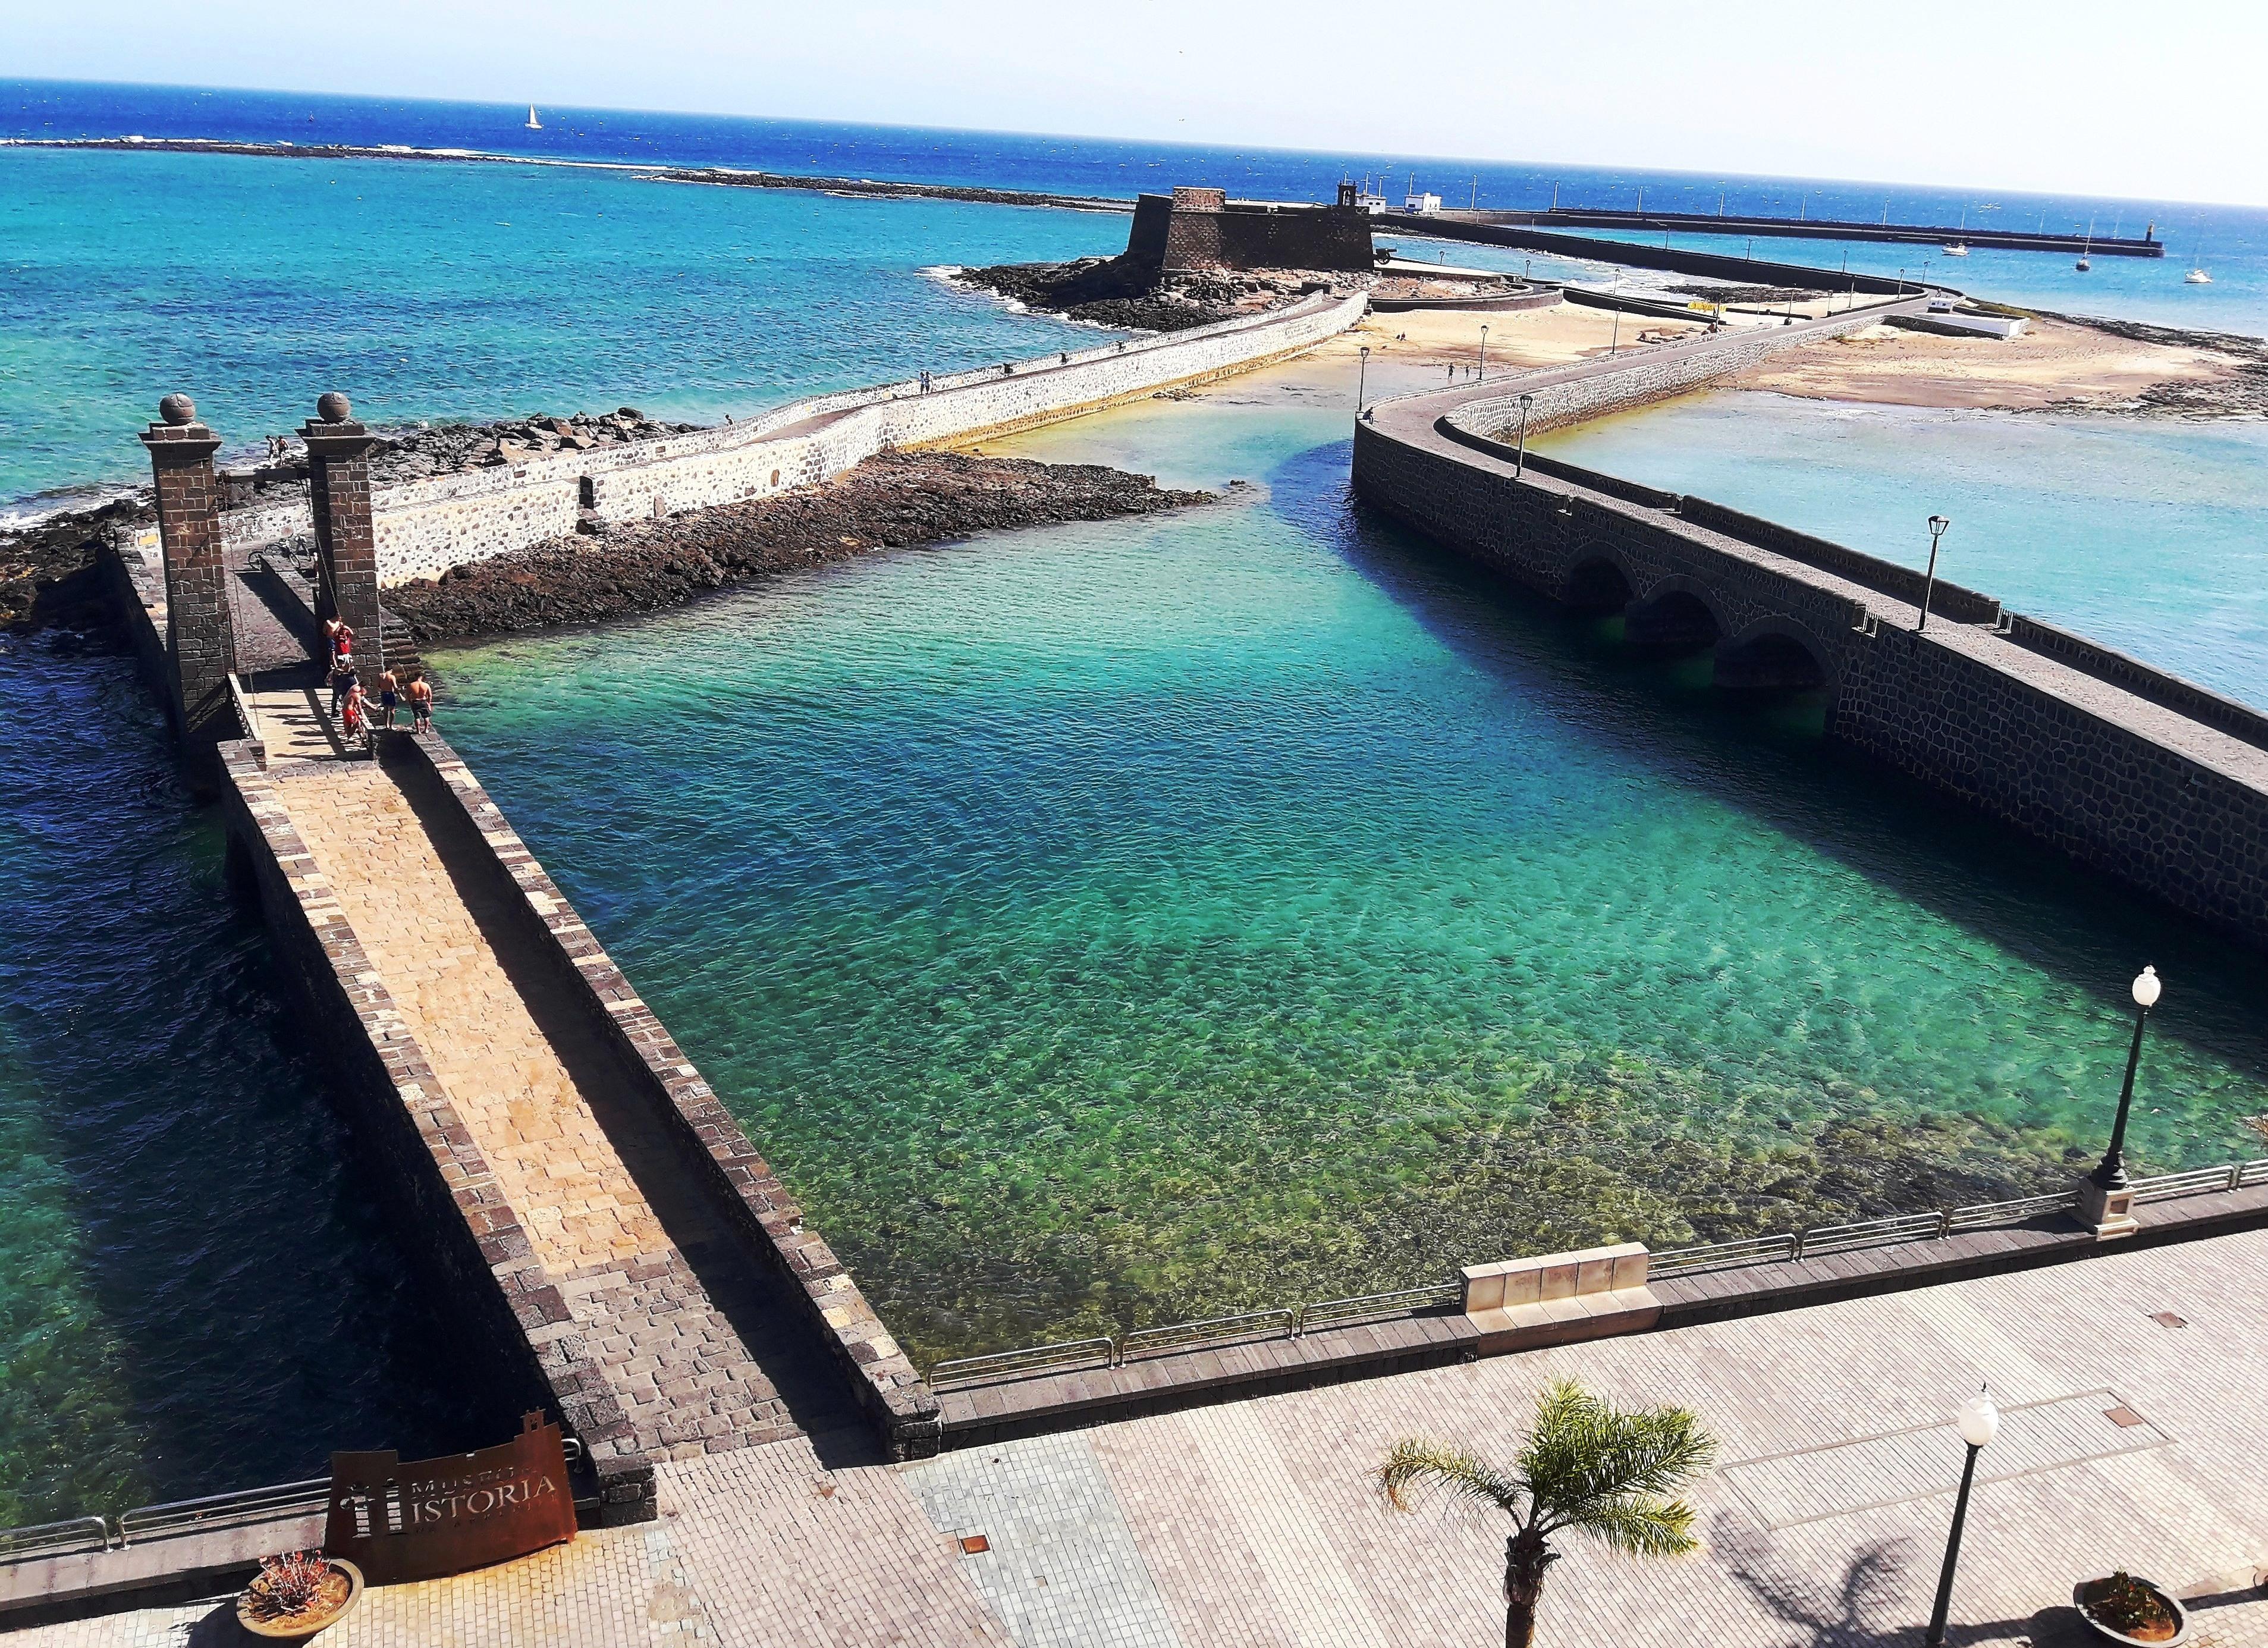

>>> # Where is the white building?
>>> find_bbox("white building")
[1403,192,1443,215]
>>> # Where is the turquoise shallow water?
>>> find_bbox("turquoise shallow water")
[7,83,2268,1520]
[1539,394,2268,710]
[427,392,2268,1366]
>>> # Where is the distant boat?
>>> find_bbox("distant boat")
[2186,266,2212,284]
[1942,243,1969,256]
[2077,217,2093,272]
[525,105,542,130]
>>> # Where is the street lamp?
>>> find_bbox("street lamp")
[1514,393,1534,478]
[2075,966,2160,1236]
[1917,515,1950,633]
[1924,1386,2001,1648]
[1479,324,1489,383]
[1357,346,1369,418]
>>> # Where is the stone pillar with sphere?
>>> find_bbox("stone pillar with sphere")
[300,391,387,684]
[138,393,238,748]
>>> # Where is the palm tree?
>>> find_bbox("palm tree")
[1378,1378,1717,1648]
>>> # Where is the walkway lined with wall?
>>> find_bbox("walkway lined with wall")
[21,1225,2268,1647]
[220,288,1369,585]
[1352,310,2268,949]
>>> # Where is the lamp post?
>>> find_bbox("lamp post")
[1514,393,1534,478]
[1357,346,1369,418]
[1479,324,1489,384]
[2078,966,2160,1236]
[1917,514,1950,633]
[1924,1386,2001,1648]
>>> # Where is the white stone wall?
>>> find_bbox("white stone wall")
[365,291,1367,586]
[1442,307,1887,444]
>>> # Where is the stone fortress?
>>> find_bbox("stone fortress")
[1124,183,1378,275]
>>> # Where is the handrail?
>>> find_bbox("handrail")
[1650,1232,1798,1275]
[226,671,266,765]
[1296,1282,1460,1333]
[1118,1308,1296,1363]
[929,1336,1115,1389]
[1944,1189,2079,1230]
[1798,1210,1947,1258]
[2131,1159,2268,1203]
[117,1477,329,1547]
[0,1516,111,1563]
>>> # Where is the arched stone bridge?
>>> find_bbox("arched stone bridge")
[1351,314,2268,950]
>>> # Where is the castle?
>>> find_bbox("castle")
[1124,184,1376,275]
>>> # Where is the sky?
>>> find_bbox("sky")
[9,0,2265,208]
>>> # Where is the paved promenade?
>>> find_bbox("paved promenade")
[22,1228,2267,1647]
[262,749,855,1459]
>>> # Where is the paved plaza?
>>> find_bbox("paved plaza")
[18,1227,2268,1646]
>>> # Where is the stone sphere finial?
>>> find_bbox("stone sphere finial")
[316,391,351,423]
[159,393,196,426]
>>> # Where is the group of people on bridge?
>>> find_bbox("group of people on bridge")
[322,617,432,746]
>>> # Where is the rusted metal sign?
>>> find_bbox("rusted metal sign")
[323,1412,576,1583]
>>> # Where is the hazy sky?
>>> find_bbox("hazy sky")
[12,0,2263,207]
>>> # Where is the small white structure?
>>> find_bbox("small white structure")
[1403,192,1443,215]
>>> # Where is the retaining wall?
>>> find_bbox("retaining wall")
[393,734,941,1456]
[219,290,1368,586]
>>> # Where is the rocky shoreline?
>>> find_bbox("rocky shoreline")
[0,495,152,635]
[953,257,1351,332]
[2030,309,2268,418]
[386,450,1218,641]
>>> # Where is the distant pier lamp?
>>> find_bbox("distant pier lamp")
[1514,393,1534,479]
[2077,966,2161,1238]
[1923,1386,2002,1648]
[1357,346,1370,418]
[1917,514,1950,633]
[1478,324,1489,383]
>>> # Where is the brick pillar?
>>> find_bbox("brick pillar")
[301,391,386,684]
[138,393,238,745]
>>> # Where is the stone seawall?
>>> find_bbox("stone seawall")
[392,734,941,1455]
[218,743,654,1521]
[219,290,1368,586]
[1353,372,2268,947]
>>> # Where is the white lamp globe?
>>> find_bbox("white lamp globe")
[1955,1388,2001,1449]
[2132,966,2162,1009]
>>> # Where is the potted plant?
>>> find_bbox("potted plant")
[2075,1571,2190,1646]
[235,1550,365,1639]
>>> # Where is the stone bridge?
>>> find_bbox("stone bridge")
[1352,309,2268,950]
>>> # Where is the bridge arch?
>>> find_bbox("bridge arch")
[1560,544,1637,615]
[1714,616,1836,695]
[1623,575,1728,652]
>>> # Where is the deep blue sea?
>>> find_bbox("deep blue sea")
[4,80,2267,1528]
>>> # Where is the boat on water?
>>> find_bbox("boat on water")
[525,105,542,130]
[1943,209,1969,255]
[2187,266,2212,284]
[2077,217,2093,272]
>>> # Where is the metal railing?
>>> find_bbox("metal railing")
[926,1152,2268,1391]
[118,1478,329,1547]
[929,1336,1115,1390]
[2132,1157,2268,1204]
[0,1517,111,1564]
[226,671,267,765]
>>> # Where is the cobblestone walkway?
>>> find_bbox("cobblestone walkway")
[23,1229,2268,1647]
[271,757,840,1457]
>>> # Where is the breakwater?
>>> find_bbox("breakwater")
[1495,206,2163,257]
[1352,315,2268,949]
[1382,215,1947,293]
[219,289,1366,585]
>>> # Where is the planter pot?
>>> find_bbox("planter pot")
[2074,1576,2190,1647]
[236,1557,365,1640]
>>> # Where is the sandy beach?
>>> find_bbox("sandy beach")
[1311,299,2261,416]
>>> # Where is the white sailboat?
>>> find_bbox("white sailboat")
[525,105,542,131]
[2186,262,2212,285]
[2076,217,2093,272]
[1943,209,1969,256]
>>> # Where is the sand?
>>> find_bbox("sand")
[1728,314,2244,412]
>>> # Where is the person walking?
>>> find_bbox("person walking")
[376,667,401,730]
[406,672,435,733]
